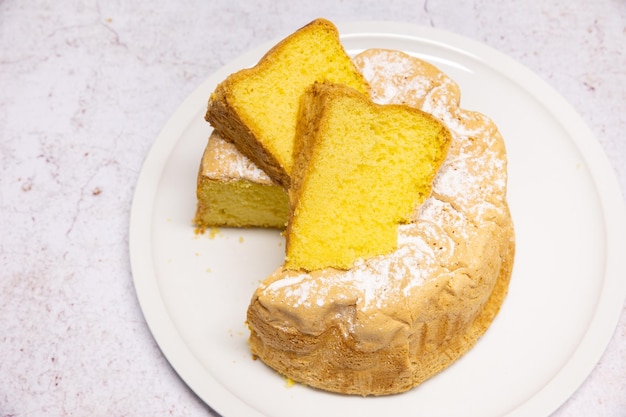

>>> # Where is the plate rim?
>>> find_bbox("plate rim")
[129,21,626,417]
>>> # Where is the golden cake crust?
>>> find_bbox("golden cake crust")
[246,49,515,395]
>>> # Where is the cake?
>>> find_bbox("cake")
[286,82,451,271]
[195,21,514,393]
[205,18,369,188]
[193,130,288,229]
[245,49,515,395]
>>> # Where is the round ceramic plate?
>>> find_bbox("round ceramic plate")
[129,22,626,417]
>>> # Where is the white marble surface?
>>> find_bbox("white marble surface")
[1,0,624,415]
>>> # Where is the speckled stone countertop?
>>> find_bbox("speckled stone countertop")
[1,0,624,416]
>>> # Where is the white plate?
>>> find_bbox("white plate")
[129,22,626,417]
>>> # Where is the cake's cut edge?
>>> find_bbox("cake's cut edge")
[193,131,289,229]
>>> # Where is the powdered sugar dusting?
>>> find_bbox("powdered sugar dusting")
[355,49,445,107]
[202,131,274,184]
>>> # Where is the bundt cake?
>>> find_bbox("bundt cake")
[246,48,514,395]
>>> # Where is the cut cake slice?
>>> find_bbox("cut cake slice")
[205,18,369,188]
[285,82,451,271]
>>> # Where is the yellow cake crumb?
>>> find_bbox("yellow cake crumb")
[284,376,296,388]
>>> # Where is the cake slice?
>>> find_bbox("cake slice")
[205,18,369,188]
[285,82,451,271]
[194,130,288,229]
